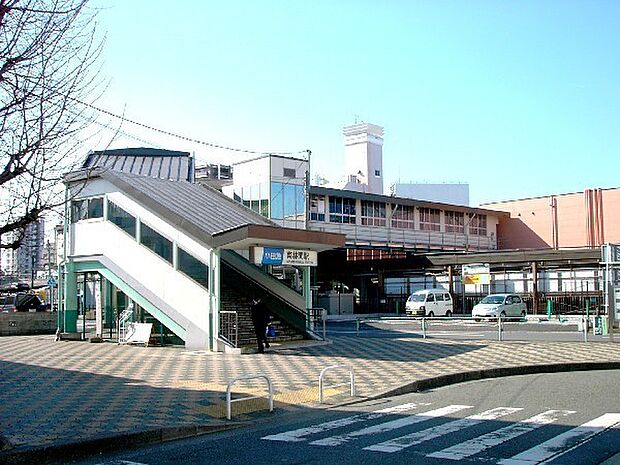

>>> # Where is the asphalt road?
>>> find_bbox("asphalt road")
[325,318,616,342]
[74,370,620,465]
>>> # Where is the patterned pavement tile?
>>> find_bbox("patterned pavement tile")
[0,334,619,450]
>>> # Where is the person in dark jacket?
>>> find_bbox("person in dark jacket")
[250,296,270,353]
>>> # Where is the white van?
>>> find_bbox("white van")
[405,289,454,317]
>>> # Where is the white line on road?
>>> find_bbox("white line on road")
[365,407,523,453]
[309,405,472,447]
[261,402,429,442]
[427,409,575,461]
[95,461,148,465]
[499,413,620,465]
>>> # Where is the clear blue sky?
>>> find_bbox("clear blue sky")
[91,0,620,206]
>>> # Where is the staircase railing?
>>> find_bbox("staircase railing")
[117,302,134,344]
[219,310,238,347]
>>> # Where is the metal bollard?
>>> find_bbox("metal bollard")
[498,315,503,341]
[322,309,327,341]
[583,316,588,343]
[356,318,360,337]
[422,317,427,339]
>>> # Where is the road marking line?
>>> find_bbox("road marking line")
[261,402,429,442]
[95,461,148,465]
[499,413,620,465]
[365,407,523,453]
[427,409,575,461]
[309,405,472,447]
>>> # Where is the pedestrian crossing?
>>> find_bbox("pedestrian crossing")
[262,403,620,463]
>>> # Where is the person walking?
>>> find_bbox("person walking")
[250,295,270,353]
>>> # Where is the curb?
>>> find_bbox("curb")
[0,422,245,465]
[367,361,620,400]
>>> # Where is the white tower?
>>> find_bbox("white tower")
[343,123,384,195]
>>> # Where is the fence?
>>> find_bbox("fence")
[370,291,604,316]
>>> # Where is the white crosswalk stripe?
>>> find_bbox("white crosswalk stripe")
[499,413,620,465]
[427,409,575,461]
[262,404,618,463]
[365,407,523,453]
[309,404,472,447]
[261,402,429,442]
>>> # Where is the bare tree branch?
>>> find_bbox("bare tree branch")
[0,0,103,250]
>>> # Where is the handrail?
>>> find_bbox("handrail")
[226,374,273,420]
[221,250,305,313]
[318,365,355,403]
[219,310,238,347]
[307,307,327,340]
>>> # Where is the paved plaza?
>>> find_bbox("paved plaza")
[0,332,619,462]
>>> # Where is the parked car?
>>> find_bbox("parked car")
[405,289,453,317]
[472,293,527,320]
[0,293,48,313]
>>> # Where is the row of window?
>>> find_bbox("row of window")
[73,197,209,289]
[310,195,488,235]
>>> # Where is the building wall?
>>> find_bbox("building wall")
[485,187,620,249]
[393,183,470,206]
[309,193,501,251]
[0,218,45,281]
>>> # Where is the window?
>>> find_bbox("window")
[177,247,209,288]
[72,198,103,223]
[426,293,435,302]
[391,204,415,229]
[374,170,381,177]
[329,196,356,224]
[140,223,173,264]
[445,211,464,233]
[283,167,296,178]
[310,194,325,221]
[108,201,136,238]
[361,200,386,226]
[271,182,305,225]
[469,214,487,236]
[419,207,440,231]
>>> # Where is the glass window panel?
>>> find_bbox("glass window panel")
[283,183,296,218]
[140,223,172,264]
[107,201,136,238]
[271,182,284,219]
[87,198,103,219]
[177,247,208,288]
[72,200,86,223]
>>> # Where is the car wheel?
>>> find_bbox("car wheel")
[427,311,435,317]
[445,310,452,318]
[500,311,507,319]
[520,310,526,320]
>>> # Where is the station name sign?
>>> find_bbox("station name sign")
[253,246,318,267]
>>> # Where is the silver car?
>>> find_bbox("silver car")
[472,293,527,320]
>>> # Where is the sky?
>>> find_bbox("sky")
[88,0,620,206]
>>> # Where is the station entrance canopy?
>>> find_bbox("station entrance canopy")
[213,224,344,256]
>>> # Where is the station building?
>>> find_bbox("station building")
[60,130,618,349]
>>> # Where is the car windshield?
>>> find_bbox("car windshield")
[480,295,506,305]
[408,294,426,302]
